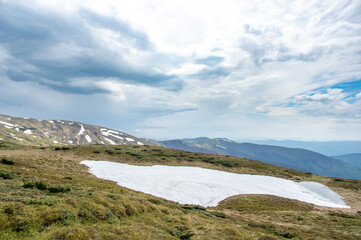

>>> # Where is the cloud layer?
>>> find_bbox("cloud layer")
[1,0,361,140]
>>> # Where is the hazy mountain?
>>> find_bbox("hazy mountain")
[160,138,361,180]
[332,153,361,168]
[0,114,147,147]
[247,140,361,156]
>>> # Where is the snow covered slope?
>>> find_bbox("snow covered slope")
[81,160,349,208]
[0,114,146,146]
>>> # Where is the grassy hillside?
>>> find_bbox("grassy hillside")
[0,143,361,239]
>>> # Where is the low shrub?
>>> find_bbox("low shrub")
[1,157,14,165]
[329,212,355,219]
[170,226,194,240]
[210,211,226,218]
[48,185,71,193]
[23,181,71,193]
[0,171,14,179]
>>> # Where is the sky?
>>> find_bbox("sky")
[0,0,361,141]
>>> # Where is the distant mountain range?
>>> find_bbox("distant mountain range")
[0,114,146,147]
[247,140,361,156]
[2,113,361,180]
[332,153,361,168]
[160,137,361,180]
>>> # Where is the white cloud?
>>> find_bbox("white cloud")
[1,0,361,140]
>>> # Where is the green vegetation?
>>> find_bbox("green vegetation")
[1,157,14,165]
[0,144,360,239]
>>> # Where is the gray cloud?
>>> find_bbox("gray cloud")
[0,2,179,95]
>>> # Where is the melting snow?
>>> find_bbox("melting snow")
[4,125,12,129]
[68,140,73,144]
[104,137,116,145]
[85,135,92,143]
[24,129,32,135]
[109,133,123,140]
[0,120,15,127]
[48,120,54,124]
[101,129,124,140]
[78,124,85,136]
[81,161,350,208]
[125,137,134,142]
[137,141,144,145]
[216,144,226,149]
[15,128,19,131]
[53,140,58,143]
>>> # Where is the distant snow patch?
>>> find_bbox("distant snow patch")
[68,140,73,144]
[37,119,42,121]
[53,140,58,144]
[24,129,32,135]
[216,144,226,149]
[85,135,92,143]
[48,120,54,124]
[15,128,19,131]
[81,161,350,208]
[137,141,144,145]
[104,137,116,145]
[109,134,123,140]
[4,125,12,129]
[125,137,134,142]
[0,120,15,127]
[0,138,2,140]
[78,124,85,136]
[100,141,105,144]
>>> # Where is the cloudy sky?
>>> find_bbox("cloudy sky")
[0,0,360,141]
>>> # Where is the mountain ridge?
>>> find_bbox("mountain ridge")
[0,114,146,147]
[160,137,361,180]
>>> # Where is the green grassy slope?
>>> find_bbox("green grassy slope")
[0,144,360,239]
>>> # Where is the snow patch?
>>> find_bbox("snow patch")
[48,120,54,124]
[109,133,123,140]
[24,129,32,135]
[222,138,232,142]
[85,135,92,143]
[53,140,58,144]
[81,161,350,208]
[0,138,2,140]
[104,137,116,145]
[137,141,144,145]
[68,140,73,144]
[0,120,15,127]
[125,137,134,142]
[15,128,19,131]
[216,144,226,149]
[4,125,13,129]
[77,124,85,136]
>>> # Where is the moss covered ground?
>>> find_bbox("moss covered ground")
[0,144,360,239]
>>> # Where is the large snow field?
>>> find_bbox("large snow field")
[81,160,350,208]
